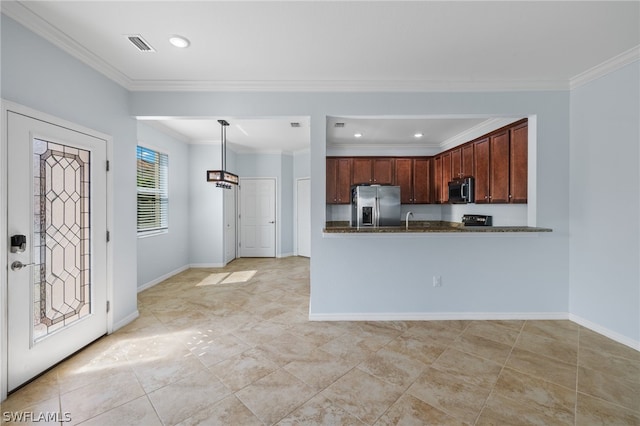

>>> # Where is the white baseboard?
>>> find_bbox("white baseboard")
[137,265,190,293]
[189,263,225,268]
[308,312,570,322]
[569,314,640,352]
[277,252,294,258]
[112,310,139,332]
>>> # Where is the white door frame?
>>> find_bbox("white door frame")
[223,184,238,265]
[239,177,277,258]
[295,177,311,257]
[0,100,114,401]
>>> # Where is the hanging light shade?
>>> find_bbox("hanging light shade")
[207,119,239,189]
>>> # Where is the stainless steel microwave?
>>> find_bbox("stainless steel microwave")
[448,177,475,204]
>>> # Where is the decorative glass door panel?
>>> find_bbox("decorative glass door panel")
[33,139,92,341]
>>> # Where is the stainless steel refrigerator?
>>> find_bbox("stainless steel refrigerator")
[350,185,401,228]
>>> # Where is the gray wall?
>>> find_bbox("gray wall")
[136,123,190,287]
[1,15,138,328]
[569,62,640,344]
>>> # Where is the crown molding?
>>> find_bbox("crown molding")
[126,78,569,93]
[440,117,523,151]
[570,45,640,90]
[2,1,133,89]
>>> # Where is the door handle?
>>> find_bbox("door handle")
[268,221,275,224]
[11,261,35,271]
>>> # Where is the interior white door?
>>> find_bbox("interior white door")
[296,178,311,257]
[223,185,237,264]
[240,179,276,257]
[7,111,108,391]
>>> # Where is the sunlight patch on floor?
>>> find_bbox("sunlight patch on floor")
[196,270,257,287]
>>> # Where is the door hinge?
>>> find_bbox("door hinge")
[106,231,111,242]
[106,160,110,172]
[106,301,110,313]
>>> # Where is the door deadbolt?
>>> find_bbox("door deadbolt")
[10,234,27,253]
[11,261,34,271]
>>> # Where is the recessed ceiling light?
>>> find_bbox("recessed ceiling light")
[354,133,363,138]
[169,35,190,48]
[414,133,424,138]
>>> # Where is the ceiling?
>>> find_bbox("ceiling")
[3,1,639,151]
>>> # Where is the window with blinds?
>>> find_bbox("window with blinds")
[137,146,168,235]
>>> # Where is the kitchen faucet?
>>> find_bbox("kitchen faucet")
[405,211,413,230]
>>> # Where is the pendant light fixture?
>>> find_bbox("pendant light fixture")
[206,119,239,189]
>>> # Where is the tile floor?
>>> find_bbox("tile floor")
[1,257,639,425]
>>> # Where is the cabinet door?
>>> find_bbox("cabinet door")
[490,130,510,203]
[451,148,462,179]
[352,158,372,185]
[413,158,431,204]
[373,158,394,184]
[462,144,474,177]
[395,158,413,203]
[433,156,443,204]
[335,158,352,204]
[442,152,452,203]
[326,158,338,203]
[474,138,490,203]
[509,122,528,203]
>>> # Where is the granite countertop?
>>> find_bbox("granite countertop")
[323,221,552,233]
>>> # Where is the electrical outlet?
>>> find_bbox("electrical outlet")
[433,276,442,287]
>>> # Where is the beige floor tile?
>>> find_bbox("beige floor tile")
[77,395,161,426]
[492,368,575,424]
[431,348,503,388]
[576,392,640,425]
[176,395,262,426]
[577,365,640,412]
[506,347,577,389]
[477,392,572,426]
[375,393,465,426]
[6,258,639,426]
[450,332,513,364]
[60,370,145,425]
[463,320,521,346]
[515,330,578,365]
[147,370,231,425]
[578,345,640,383]
[357,347,426,389]
[579,328,640,362]
[235,369,317,425]
[407,366,491,424]
[283,348,358,390]
[319,368,404,424]
[522,320,580,344]
[132,352,207,393]
[276,394,366,426]
[185,331,251,367]
[207,348,279,392]
[384,334,449,365]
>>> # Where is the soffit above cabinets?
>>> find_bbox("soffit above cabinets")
[326,116,524,155]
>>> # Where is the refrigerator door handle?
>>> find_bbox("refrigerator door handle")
[375,196,380,227]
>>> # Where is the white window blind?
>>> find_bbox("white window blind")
[137,146,168,234]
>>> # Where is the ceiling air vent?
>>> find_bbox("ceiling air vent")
[126,35,155,52]
[290,122,301,128]
[334,122,345,128]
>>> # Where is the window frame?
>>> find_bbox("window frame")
[136,144,169,237]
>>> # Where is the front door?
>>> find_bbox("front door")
[239,179,276,257]
[6,111,108,391]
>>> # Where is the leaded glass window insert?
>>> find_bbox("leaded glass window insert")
[33,139,91,341]
[137,146,168,234]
